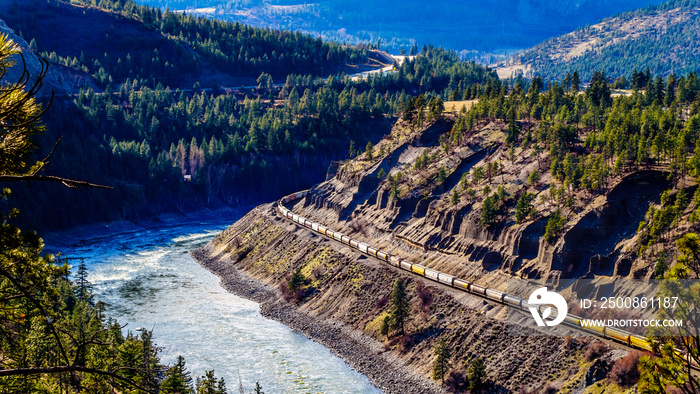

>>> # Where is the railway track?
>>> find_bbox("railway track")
[276,190,697,364]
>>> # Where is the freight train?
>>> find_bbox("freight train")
[277,190,654,352]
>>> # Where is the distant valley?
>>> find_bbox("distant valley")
[132,0,666,55]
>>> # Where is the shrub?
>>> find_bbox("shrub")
[398,334,413,352]
[584,341,609,362]
[527,169,540,185]
[416,281,433,311]
[609,351,642,388]
[445,371,467,392]
[541,382,560,394]
[375,295,389,309]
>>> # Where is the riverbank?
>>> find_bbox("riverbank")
[46,206,380,391]
[193,204,601,393]
[192,242,446,394]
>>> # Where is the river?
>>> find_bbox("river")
[64,216,381,393]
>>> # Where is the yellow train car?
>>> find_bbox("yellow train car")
[606,327,630,344]
[411,264,426,276]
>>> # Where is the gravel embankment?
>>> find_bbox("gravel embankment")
[192,245,447,394]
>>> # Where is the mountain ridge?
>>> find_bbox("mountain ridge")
[495,0,700,81]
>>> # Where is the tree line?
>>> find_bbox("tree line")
[2,0,499,231]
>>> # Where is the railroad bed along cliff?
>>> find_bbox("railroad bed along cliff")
[194,203,621,393]
[193,115,662,392]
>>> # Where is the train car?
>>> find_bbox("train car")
[485,288,504,302]
[333,232,343,242]
[606,327,630,344]
[630,335,653,351]
[411,264,426,276]
[311,222,319,231]
[341,235,351,245]
[584,324,606,337]
[303,219,313,228]
[388,256,401,268]
[563,314,581,327]
[350,239,360,249]
[470,284,487,295]
[286,212,294,220]
[399,260,412,271]
[438,273,454,286]
[453,278,471,291]
[503,295,523,308]
[318,225,328,236]
[424,268,439,281]
[358,243,369,253]
[367,247,378,257]
[376,251,389,261]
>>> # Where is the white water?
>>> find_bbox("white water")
[67,218,380,393]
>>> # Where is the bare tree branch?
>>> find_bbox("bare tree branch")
[30,136,63,175]
[0,365,154,393]
[0,174,113,189]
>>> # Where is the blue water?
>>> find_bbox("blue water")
[67,218,380,393]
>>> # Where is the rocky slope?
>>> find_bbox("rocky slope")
[297,117,670,290]
[192,112,664,392]
[195,207,594,393]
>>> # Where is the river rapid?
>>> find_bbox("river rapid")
[62,216,380,393]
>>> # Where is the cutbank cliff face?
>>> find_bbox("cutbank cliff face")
[297,117,668,291]
[194,115,659,392]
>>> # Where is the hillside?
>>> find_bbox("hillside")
[0,0,499,231]
[200,70,700,391]
[0,19,97,95]
[496,0,700,81]
[133,0,665,54]
[0,0,375,90]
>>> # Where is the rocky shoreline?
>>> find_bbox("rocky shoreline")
[192,244,447,394]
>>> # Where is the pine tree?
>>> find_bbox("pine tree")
[571,70,580,93]
[543,209,567,243]
[515,192,535,223]
[0,34,163,393]
[288,267,306,292]
[468,357,487,391]
[74,258,93,302]
[162,355,194,393]
[388,279,410,336]
[195,370,226,394]
[254,382,264,394]
[480,196,498,227]
[365,141,374,160]
[451,189,460,205]
[432,338,452,384]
